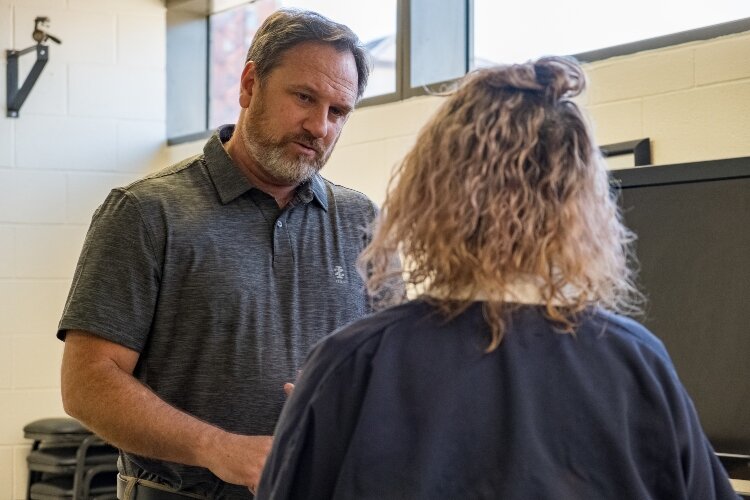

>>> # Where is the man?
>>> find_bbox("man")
[58,9,374,499]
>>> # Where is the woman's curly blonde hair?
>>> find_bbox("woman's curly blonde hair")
[358,56,641,351]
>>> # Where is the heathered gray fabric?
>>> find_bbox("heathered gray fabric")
[57,126,377,498]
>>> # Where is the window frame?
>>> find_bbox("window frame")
[166,0,750,145]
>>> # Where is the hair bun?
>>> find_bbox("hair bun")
[533,56,586,102]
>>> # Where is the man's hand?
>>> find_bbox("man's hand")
[202,432,273,494]
[283,371,300,398]
[284,382,295,397]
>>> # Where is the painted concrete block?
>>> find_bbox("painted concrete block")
[0,446,13,499]
[643,81,750,164]
[117,13,166,68]
[116,120,168,173]
[16,115,117,171]
[66,171,140,224]
[0,226,14,277]
[586,99,644,147]
[12,334,65,389]
[0,280,70,336]
[587,48,694,104]
[15,7,115,65]
[69,64,165,120]
[14,225,87,279]
[0,170,67,224]
[695,32,750,85]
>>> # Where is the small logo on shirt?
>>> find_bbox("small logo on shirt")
[333,265,346,283]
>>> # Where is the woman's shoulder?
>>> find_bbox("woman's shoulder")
[319,300,433,352]
[582,308,673,366]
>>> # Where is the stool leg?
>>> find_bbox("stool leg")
[26,440,41,500]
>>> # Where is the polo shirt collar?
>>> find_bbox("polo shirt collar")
[204,126,252,204]
[204,125,328,210]
[306,173,329,210]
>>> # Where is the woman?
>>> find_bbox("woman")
[257,56,738,499]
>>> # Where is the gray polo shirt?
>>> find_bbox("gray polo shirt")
[57,126,377,497]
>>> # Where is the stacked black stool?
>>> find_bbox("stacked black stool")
[24,418,118,500]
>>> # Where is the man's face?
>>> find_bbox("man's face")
[238,41,358,185]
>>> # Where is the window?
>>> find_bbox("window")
[408,0,467,90]
[286,0,397,99]
[166,0,750,143]
[208,1,277,128]
[472,0,750,67]
[208,0,397,129]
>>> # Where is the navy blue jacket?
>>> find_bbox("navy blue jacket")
[258,300,739,499]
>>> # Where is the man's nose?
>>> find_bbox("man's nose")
[302,107,329,139]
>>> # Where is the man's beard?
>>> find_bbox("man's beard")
[247,132,327,185]
[241,101,331,185]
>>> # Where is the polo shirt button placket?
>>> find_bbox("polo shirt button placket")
[273,216,293,266]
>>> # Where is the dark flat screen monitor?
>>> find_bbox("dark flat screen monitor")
[610,157,750,458]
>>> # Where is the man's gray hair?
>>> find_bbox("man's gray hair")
[245,8,371,101]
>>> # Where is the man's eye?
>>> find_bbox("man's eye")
[297,93,312,103]
[331,107,351,119]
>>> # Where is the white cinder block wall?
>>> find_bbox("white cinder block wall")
[0,0,166,498]
[1,2,749,496]
[586,32,750,166]
[164,30,750,206]
[325,30,750,205]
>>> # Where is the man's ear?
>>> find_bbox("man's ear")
[239,61,257,109]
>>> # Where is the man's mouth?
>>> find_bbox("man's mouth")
[290,141,321,157]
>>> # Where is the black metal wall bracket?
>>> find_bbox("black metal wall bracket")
[6,43,49,118]
[600,138,652,167]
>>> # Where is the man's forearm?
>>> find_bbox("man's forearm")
[62,352,222,468]
[61,331,272,488]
